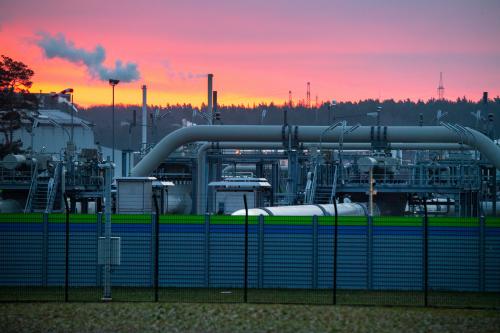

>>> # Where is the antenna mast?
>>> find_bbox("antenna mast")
[437,72,445,100]
[306,82,311,108]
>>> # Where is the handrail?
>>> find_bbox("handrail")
[46,162,62,213]
[329,165,338,204]
[24,163,38,213]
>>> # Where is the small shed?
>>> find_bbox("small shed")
[116,177,174,214]
[208,177,271,215]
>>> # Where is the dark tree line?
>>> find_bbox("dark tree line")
[0,55,38,158]
[78,97,500,150]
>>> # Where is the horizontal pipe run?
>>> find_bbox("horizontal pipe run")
[132,125,499,177]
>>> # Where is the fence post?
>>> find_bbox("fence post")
[479,215,485,292]
[367,215,373,290]
[96,212,102,287]
[422,196,429,307]
[243,194,249,303]
[333,197,338,305]
[312,215,318,289]
[152,194,160,302]
[204,213,210,288]
[258,214,264,289]
[42,212,48,288]
[63,193,70,302]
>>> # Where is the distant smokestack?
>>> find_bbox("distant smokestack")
[207,74,213,125]
[142,85,147,153]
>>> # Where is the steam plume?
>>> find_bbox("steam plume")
[36,32,140,82]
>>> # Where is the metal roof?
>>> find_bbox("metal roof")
[208,177,271,189]
[35,109,92,127]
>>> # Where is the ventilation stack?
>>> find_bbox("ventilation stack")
[207,74,213,125]
[142,85,147,154]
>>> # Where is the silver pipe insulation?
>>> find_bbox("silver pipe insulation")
[133,125,496,177]
[231,202,371,216]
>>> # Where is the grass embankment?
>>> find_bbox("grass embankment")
[1,302,499,333]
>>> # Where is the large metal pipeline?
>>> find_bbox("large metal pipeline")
[132,125,499,177]
[231,202,372,216]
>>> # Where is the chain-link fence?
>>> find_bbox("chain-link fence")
[1,212,499,308]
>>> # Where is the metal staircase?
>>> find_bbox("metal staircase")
[308,164,338,205]
[24,163,38,213]
[26,162,63,213]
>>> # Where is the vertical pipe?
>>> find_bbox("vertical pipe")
[243,194,249,303]
[213,91,218,124]
[142,85,148,153]
[70,94,74,145]
[207,74,213,125]
[112,84,115,163]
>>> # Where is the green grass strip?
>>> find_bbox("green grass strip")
[0,213,42,223]
[318,216,367,226]
[159,215,204,224]
[486,217,500,227]
[374,216,423,227]
[428,217,479,227]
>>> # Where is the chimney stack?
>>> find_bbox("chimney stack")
[142,85,147,154]
[207,74,213,125]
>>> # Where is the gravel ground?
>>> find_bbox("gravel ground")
[1,302,499,333]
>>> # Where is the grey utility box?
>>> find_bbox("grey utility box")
[208,177,271,214]
[116,177,156,214]
[97,236,121,265]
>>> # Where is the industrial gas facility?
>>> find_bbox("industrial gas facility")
[0,75,499,219]
[1,75,500,307]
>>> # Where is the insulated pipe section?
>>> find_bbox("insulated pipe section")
[132,125,495,176]
[231,203,371,216]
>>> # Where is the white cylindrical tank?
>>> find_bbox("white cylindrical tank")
[2,154,27,170]
[357,157,377,173]
[232,203,370,216]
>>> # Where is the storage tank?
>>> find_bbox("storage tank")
[232,202,373,216]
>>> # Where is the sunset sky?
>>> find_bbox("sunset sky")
[1,0,499,107]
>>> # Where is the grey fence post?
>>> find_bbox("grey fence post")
[258,214,264,289]
[42,212,48,287]
[422,197,429,307]
[96,213,102,287]
[152,194,160,302]
[312,215,318,289]
[479,215,485,292]
[204,213,210,288]
[243,194,249,303]
[367,215,373,290]
[151,211,157,299]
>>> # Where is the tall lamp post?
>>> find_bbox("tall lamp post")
[109,79,120,162]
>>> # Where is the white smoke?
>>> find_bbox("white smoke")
[164,60,206,80]
[36,32,140,82]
